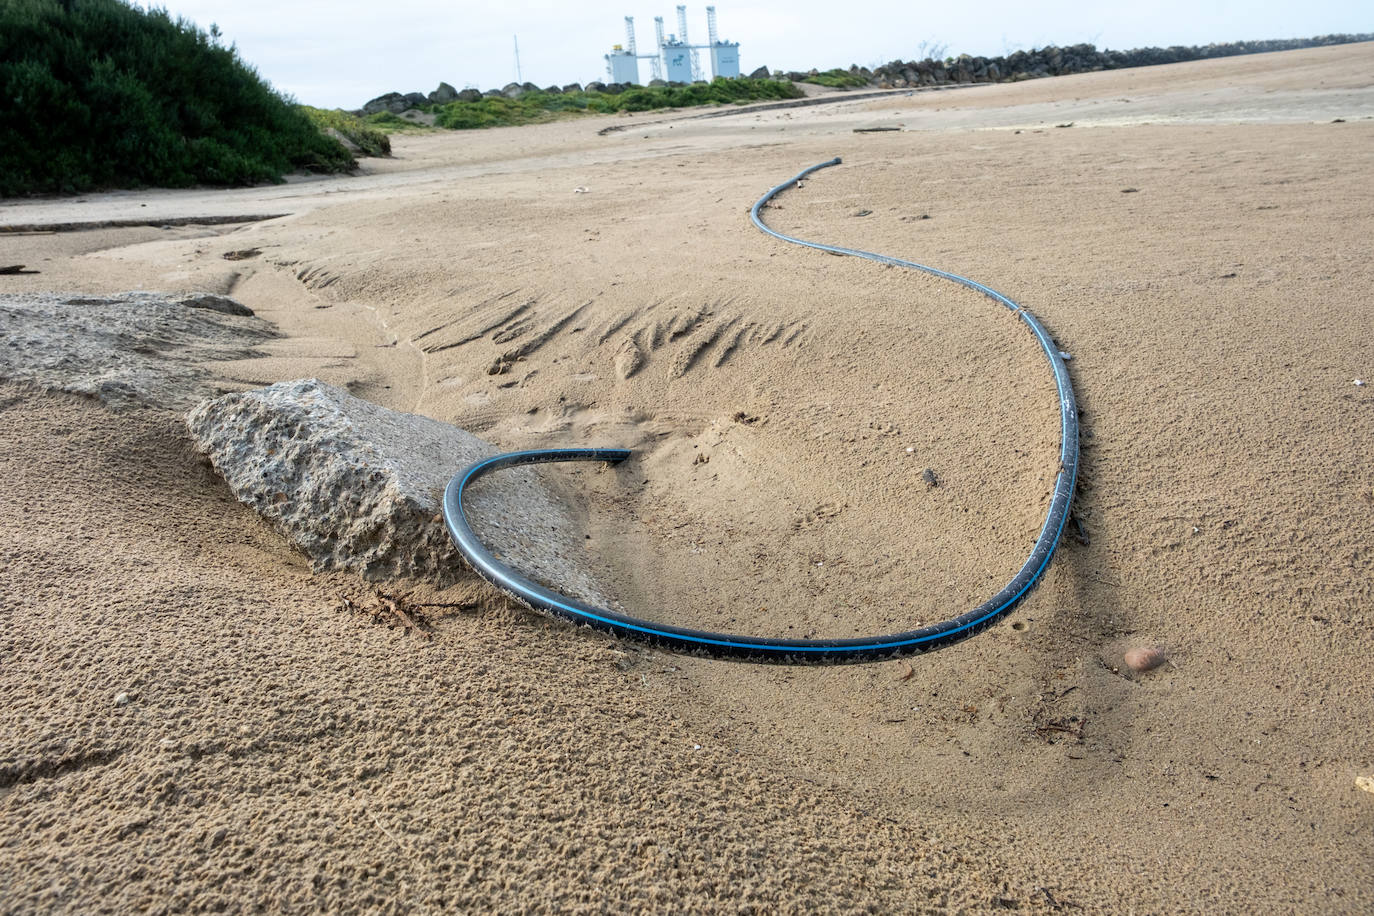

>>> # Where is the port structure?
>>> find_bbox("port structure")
[604,5,740,85]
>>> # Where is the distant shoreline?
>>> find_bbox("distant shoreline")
[356,33,1374,112]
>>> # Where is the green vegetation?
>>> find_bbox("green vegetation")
[433,94,563,130]
[430,78,803,130]
[803,69,870,89]
[605,78,802,111]
[0,0,355,196]
[362,111,433,132]
[299,106,392,157]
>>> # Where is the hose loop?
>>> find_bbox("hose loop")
[442,159,1078,664]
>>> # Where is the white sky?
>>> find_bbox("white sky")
[143,1,1370,109]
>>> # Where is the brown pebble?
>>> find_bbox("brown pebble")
[1124,646,1167,672]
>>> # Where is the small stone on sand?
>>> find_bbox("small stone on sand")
[1124,646,1168,673]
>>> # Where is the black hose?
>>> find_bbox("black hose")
[442,158,1079,664]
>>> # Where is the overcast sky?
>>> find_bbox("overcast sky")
[143,1,1369,109]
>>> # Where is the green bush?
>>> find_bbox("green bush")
[596,77,801,111]
[0,0,355,195]
[430,78,802,130]
[363,111,432,131]
[803,69,870,89]
[433,94,557,130]
[299,106,391,156]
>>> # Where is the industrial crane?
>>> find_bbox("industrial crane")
[604,6,740,85]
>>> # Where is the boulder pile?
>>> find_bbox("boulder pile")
[780,33,1373,89]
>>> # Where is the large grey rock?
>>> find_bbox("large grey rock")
[361,91,428,114]
[428,81,458,104]
[0,291,273,409]
[361,92,407,115]
[186,379,611,602]
[456,88,483,102]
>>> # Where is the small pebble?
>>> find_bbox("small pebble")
[1356,379,1366,387]
[1356,775,1374,795]
[114,692,130,706]
[1124,646,1168,673]
[922,468,939,488]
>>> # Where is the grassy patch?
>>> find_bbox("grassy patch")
[431,78,803,130]
[299,106,391,156]
[363,112,434,132]
[433,94,566,130]
[802,69,871,89]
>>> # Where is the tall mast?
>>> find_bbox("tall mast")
[676,5,701,80]
[653,16,667,81]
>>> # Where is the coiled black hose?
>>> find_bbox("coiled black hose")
[442,158,1079,664]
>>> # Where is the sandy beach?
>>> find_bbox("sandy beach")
[3,41,1373,912]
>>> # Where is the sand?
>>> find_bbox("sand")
[3,42,1373,912]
